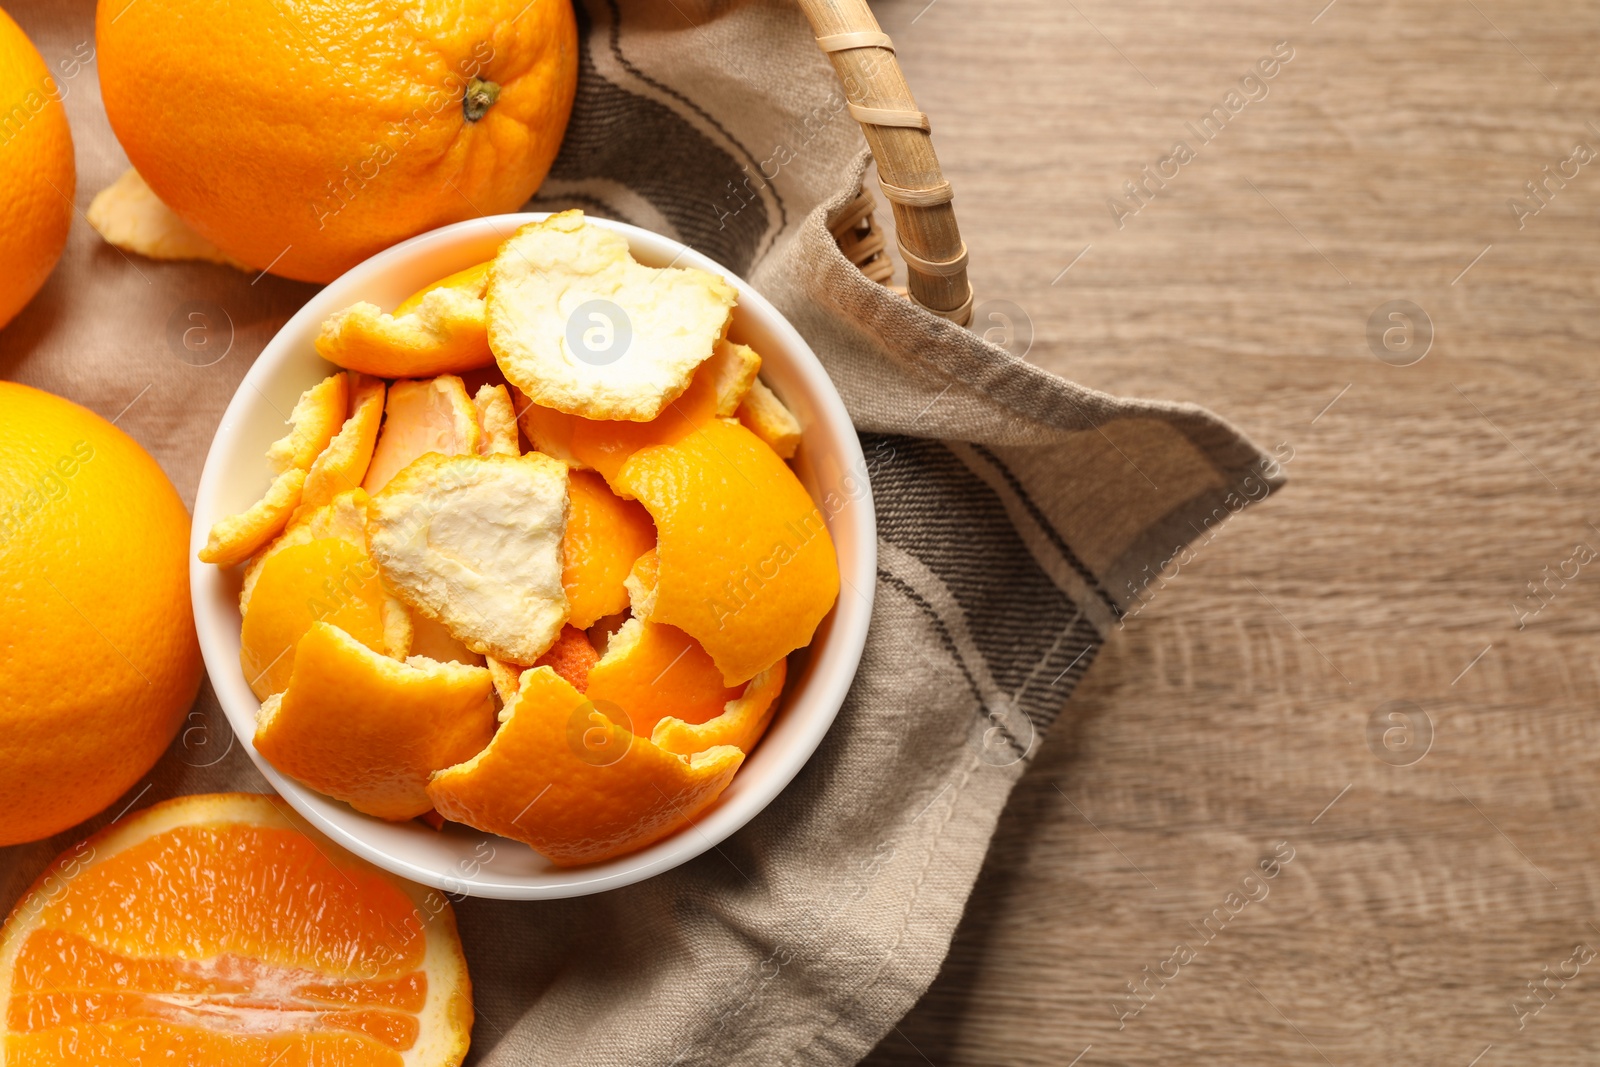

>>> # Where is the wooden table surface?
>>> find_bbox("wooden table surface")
[861,0,1600,1064]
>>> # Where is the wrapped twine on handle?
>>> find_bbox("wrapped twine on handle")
[797,0,974,325]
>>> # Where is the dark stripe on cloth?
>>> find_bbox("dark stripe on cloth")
[541,1,773,274]
[878,569,1028,759]
[968,442,1124,618]
[864,433,1098,736]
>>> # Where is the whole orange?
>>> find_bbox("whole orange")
[0,384,202,846]
[0,9,74,329]
[95,0,578,283]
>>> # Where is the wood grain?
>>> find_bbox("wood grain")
[861,0,1600,1063]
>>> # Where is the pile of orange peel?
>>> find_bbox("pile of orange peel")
[199,211,840,867]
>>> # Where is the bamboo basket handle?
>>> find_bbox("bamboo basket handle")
[795,0,974,326]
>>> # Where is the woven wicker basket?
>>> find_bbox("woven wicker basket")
[797,0,972,326]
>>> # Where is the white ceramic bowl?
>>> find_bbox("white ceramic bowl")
[191,215,875,899]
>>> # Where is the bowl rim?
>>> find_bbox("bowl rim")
[189,213,875,898]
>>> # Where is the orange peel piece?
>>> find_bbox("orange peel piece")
[585,618,738,737]
[473,383,519,456]
[254,622,496,820]
[534,625,599,692]
[362,374,481,493]
[563,469,656,629]
[407,611,486,667]
[737,378,802,460]
[623,547,659,618]
[239,536,392,701]
[266,372,349,474]
[381,596,414,661]
[615,418,839,685]
[315,263,493,378]
[653,656,787,756]
[486,625,597,704]
[395,261,493,317]
[302,373,384,507]
[486,210,738,422]
[586,611,630,657]
[238,489,411,662]
[706,339,762,416]
[85,168,244,268]
[201,372,354,568]
[517,355,720,483]
[240,488,370,613]
[197,467,306,568]
[425,665,744,866]
[367,452,569,664]
[485,657,523,705]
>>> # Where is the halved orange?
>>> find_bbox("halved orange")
[614,418,839,685]
[426,666,743,866]
[563,469,655,629]
[0,792,472,1066]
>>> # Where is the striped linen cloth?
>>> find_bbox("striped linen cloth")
[0,0,1281,1063]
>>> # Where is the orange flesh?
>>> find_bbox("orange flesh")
[5,822,432,1065]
